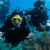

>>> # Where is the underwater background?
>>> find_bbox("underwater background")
[0,0,50,27]
[0,0,50,50]
[9,0,50,16]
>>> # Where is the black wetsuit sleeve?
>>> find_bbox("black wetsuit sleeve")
[21,17,30,33]
[0,21,8,32]
[0,17,13,32]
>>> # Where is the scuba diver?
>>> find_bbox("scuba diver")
[26,0,48,32]
[0,9,30,47]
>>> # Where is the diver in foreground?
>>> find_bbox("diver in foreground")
[0,10,30,47]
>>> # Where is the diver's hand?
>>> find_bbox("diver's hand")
[9,28,15,30]
[0,31,5,41]
[0,31,4,36]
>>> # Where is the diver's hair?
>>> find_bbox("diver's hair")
[10,11,19,18]
[34,0,45,7]
[9,9,23,18]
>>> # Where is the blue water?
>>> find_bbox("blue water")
[0,0,50,50]
[0,0,50,27]
[9,0,50,16]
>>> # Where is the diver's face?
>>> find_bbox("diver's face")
[13,19,21,27]
[11,15,23,27]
